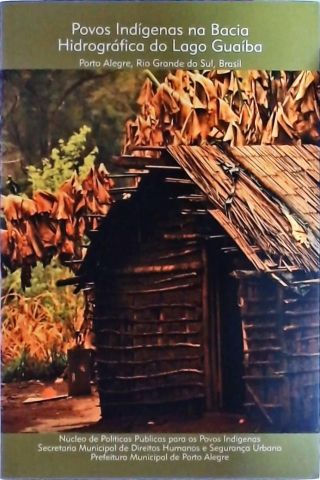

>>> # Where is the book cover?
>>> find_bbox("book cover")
[1,1,319,478]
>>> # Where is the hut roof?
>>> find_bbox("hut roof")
[76,143,319,284]
[166,143,319,273]
[116,70,320,275]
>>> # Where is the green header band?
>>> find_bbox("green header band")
[2,1,320,70]
[2,433,319,478]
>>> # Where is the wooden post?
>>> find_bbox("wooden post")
[67,347,92,396]
[201,246,213,410]
[214,265,223,409]
[277,285,290,428]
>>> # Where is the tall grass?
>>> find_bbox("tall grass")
[1,261,84,381]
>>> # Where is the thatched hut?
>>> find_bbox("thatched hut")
[73,143,319,432]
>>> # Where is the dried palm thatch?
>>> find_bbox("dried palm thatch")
[122,70,319,273]
[1,164,114,288]
[168,144,319,272]
[124,70,319,154]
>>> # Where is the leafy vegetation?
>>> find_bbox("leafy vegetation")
[2,127,91,381]
[26,125,97,193]
[2,70,144,190]
[1,70,143,380]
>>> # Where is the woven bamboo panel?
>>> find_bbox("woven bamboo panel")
[240,277,319,431]
[93,187,208,416]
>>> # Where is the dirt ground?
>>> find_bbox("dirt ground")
[2,380,262,433]
[1,380,100,433]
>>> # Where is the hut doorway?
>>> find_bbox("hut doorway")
[205,243,245,414]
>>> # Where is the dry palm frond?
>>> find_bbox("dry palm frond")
[123,70,320,155]
[1,165,114,287]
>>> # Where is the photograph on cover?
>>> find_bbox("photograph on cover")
[1,69,319,434]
